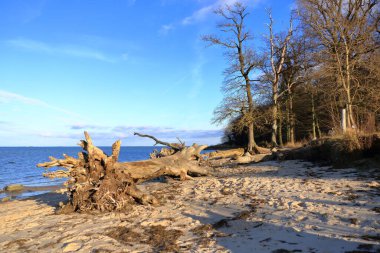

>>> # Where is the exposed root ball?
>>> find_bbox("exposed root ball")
[38,131,208,212]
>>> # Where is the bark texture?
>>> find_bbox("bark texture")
[37,132,208,212]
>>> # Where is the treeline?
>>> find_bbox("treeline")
[205,0,380,151]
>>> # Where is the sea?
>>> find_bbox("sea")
[0,146,159,199]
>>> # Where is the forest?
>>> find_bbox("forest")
[206,0,380,151]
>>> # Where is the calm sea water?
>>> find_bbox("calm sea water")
[0,146,158,199]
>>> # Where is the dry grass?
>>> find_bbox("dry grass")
[281,132,380,167]
[283,140,307,148]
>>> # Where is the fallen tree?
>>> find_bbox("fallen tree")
[37,131,208,212]
[133,132,185,152]
[133,132,185,158]
[207,148,245,159]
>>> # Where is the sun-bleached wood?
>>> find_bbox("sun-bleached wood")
[37,131,208,212]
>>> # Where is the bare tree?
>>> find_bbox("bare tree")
[263,10,293,146]
[298,0,379,131]
[203,2,262,153]
[282,35,306,143]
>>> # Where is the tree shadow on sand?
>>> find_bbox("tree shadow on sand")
[26,192,68,209]
[185,208,380,253]
[220,160,380,181]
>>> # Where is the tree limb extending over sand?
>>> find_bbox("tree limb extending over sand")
[38,131,208,212]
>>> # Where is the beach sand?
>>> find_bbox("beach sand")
[0,160,379,252]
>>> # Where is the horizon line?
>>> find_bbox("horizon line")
[0,145,168,148]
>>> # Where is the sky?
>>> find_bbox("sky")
[0,0,295,146]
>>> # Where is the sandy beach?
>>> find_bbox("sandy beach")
[1,160,379,253]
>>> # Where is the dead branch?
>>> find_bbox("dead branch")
[134,132,185,151]
[37,131,208,212]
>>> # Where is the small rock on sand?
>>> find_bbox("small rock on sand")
[4,184,24,192]
[368,181,380,188]
[221,187,234,195]
[1,197,11,202]
[62,242,82,252]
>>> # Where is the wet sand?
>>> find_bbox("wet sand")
[1,184,64,201]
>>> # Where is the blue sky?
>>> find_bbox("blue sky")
[0,0,294,146]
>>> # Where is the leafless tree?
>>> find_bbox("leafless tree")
[203,2,262,153]
[262,10,293,146]
[281,32,312,143]
[298,0,379,130]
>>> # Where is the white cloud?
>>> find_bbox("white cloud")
[182,0,260,25]
[182,5,214,25]
[61,48,113,62]
[6,38,115,63]
[71,124,110,130]
[0,89,45,105]
[159,24,175,35]
[0,89,79,117]
[58,124,223,145]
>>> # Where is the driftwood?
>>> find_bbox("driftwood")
[234,153,273,164]
[134,132,185,151]
[37,131,208,212]
[149,147,176,159]
[207,148,245,159]
[203,147,273,166]
[134,132,187,159]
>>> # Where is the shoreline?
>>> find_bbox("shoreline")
[1,184,65,202]
[1,160,379,252]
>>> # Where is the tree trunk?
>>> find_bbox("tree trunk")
[271,102,278,146]
[316,115,322,138]
[37,132,209,212]
[286,97,291,143]
[267,11,292,147]
[289,94,295,144]
[344,41,356,130]
[244,73,258,153]
[347,93,356,130]
[311,92,317,140]
[271,79,279,147]
[247,122,256,153]
[278,103,283,147]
